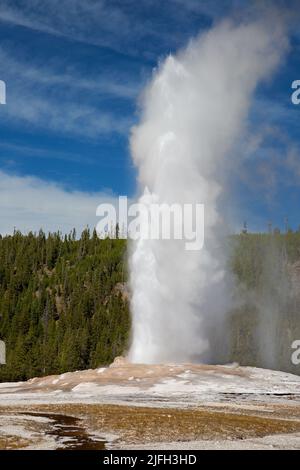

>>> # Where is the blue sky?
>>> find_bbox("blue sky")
[0,0,299,234]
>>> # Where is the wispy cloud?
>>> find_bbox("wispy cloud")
[0,141,92,165]
[0,169,118,235]
[0,0,218,58]
[0,48,140,100]
[0,46,136,137]
[4,91,132,137]
[0,0,156,56]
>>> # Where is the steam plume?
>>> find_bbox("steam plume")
[129,18,288,364]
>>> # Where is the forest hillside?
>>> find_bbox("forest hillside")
[0,229,300,381]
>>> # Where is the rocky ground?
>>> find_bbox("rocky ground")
[0,359,300,449]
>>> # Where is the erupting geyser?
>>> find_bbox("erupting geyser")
[129,18,288,364]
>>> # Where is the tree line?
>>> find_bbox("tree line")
[0,229,130,381]
[0,229,300,382]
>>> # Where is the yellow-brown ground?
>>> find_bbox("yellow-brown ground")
[1,401,300,449]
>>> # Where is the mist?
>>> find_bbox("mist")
[128,17,288,364]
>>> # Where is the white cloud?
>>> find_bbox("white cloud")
[0,170,119,235]
[0,47,135,137]
[0,0,154,56]
[0,0,216,58]
[0,141,92,165]
[0,47,139,100]
[3,91,131,137]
